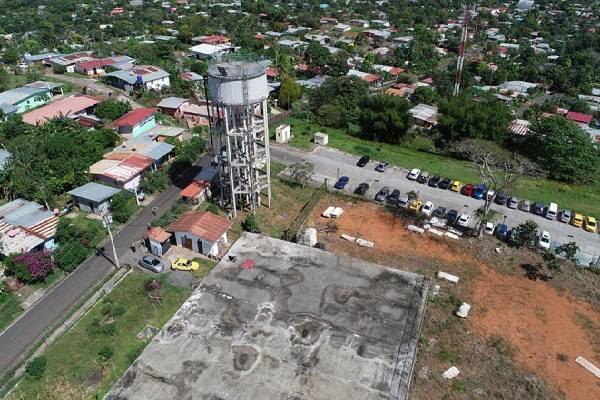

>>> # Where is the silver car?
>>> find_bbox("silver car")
[560,210,572,223]
[507,196,519,209]
[139,255,165,273]
[519,199,532,212]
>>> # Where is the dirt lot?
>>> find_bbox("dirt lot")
[307,195,600,400]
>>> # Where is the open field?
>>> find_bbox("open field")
[276,116,600,217]
[305,194,600,399]
[4,269,204,399]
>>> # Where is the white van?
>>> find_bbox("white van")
[545,202,558,220]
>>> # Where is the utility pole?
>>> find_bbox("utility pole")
[453,4,471,96]
[101,211,120,269]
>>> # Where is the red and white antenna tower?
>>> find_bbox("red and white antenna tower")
[453,4,471,96]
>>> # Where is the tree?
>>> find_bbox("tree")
[94,99,133,122]
[4,251,54,282]
[305,41,331,71]
[2,47,20,65]
[309,76,369,128]
[411,86,436,105]
[513,220,539,248]
[52,64,66,74]
[288,162,314,188]
[555,242,580,264]
[357,95,413,144]
[522,115,600,183]
[437,94,513,144]
[278,76,301,109]
[452,139,539,235]
[110,191,138,223]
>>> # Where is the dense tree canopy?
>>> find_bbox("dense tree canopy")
[521,116,600,183]
[357,95,413,144]
[308,76,369,128]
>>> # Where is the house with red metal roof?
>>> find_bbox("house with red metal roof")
[112,108,159,137]
[168,211,232,257]
[21,95,100,126]
[566,111,593,126]
[74,55,135,77]
[44,51,96,73]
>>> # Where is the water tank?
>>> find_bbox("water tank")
[207,61,268,106]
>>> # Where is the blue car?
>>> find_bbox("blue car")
[473,184,486,199]
[496,224,508,240]
[334,176,350,190]
[447,209,458,223]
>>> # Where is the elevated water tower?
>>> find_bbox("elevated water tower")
[207,61,271,217]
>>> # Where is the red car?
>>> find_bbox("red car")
[462,184,474,196]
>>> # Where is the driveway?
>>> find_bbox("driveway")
[270,143,600,264]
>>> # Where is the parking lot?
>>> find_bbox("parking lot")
[271,144,600,264]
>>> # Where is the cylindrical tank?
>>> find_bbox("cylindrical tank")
[207,61,268,106]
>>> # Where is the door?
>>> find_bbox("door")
[184,236,193,250]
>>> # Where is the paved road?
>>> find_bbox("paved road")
[43,71,144,109]
[270,144,600,262]
[0,157,208,377]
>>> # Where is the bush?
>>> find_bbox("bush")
[53,242,91,273]
[25,356,47,380]
[52,65,66,74]
[206,204,219,215]
[126,342,147,363]
[243,214,260,233]
[87,318,117,336]
[98,345,114,361]
[3,251,55,283]
[110,190,138,223]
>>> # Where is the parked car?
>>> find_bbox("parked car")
[584,216,597,233]
[472,184,486,199]
[545,202,558,220]
[334,176,349,190]
[572,213,584,227]
[486,190,495,202]
[387,189,400,205]
[507,196,519,209]
[354,183,369,195]
[519,199,532,212]
[538,231,551,250]
[438,178,452,190]
[457,213,471,227]
[398,194,410,207]
[507,228,519,245]
[407,168,421,180]
[417,171,430,184]
[450,181,462,192]
[484,222,495,235]
[560,210,572,223]
[128,188,145,201]
[375,161,391,172]
[61,201,75,215]
[409,199,423,212]
[534,201,545,216]
[421,201,435,216]
[428,174,441,187]
[495,191,507,205]
[433,206,447,218]
[357,155,370,167]
[462,184,474,196]
[139,255,165,273]
[447,209,459,223]
[375,186,390,202]
[171,258,200,271]
[496,224,508,240]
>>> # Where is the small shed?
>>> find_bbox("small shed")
[275,124,291,143]
[314,132,328,145]
[67,182,122,214]
[168,211,232,256]
[179,180,211,204]
[147,227,172,256]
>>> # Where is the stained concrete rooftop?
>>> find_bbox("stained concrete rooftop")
[106,233,429,400]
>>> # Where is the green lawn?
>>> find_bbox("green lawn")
[0,293,22,332]
[278,116,600,217]
[6,271,196,399]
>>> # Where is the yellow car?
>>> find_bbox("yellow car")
[584,217,597,233]
[409,200,422,212]
[572,213,584,228]
[171,258,200,271]
[450,181,462,192]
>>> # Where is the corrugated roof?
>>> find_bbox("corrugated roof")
[509,119,531,136]
[157,97,187,109]
[113,108,158,127]
[89,159,119,174]
[194,166,218,182]
[180,181,210,198]
[107,65,169,85]
[0,198,59,254]
[148,226,172,242]
[0,87,47,105]
[409,104,438,124]
[97,153,154,182]
[67,182,122,202]
[22,95,99,125]
[109,141,174,160]
[168,211,232,243]
[24,81,63,90]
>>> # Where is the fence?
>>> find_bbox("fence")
[282,182,327,242]
[268,109,293,127]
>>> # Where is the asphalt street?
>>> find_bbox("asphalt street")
[0,157,208,377]
[270,144,600,263]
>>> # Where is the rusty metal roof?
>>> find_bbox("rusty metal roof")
[168,211,232,243]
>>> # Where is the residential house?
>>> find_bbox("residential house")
[21,95,100,126]
[363,29,391,40]
[67,182,122,215]
[320,17,338,25]
[112,108,159,137]
[168,211,232,256]
[509,119,531,136]
[106,65,171,92]
[147,227,172,256]
[0,82,60,115]
[74,55,135,76]
[173,101,222,128]
[347,70,381,86]
[566,111,593,126]
[349,19,369,28]
[189,43,234,60]
[157,97,187,117]
[0,199,59,257]
[45,51,96,73]
[409,104,438,129]
[90,152,158,191]
[199,35,231,45]
[179,166,217,204]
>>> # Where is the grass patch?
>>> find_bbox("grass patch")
[5,271,193,399]
[0,293,23,332]
[192,258,217,278]
[278,115,600,216]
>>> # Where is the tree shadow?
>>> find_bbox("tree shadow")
[520,263,553,282]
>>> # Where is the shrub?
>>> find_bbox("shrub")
[206,204,219,215]
[4,250,54,282]
[98,345,114,361]
[25,356,47,380]
[53,242,90,273]
[126,343,147,363]
[243,214,260,233]
[52,65,66,74]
